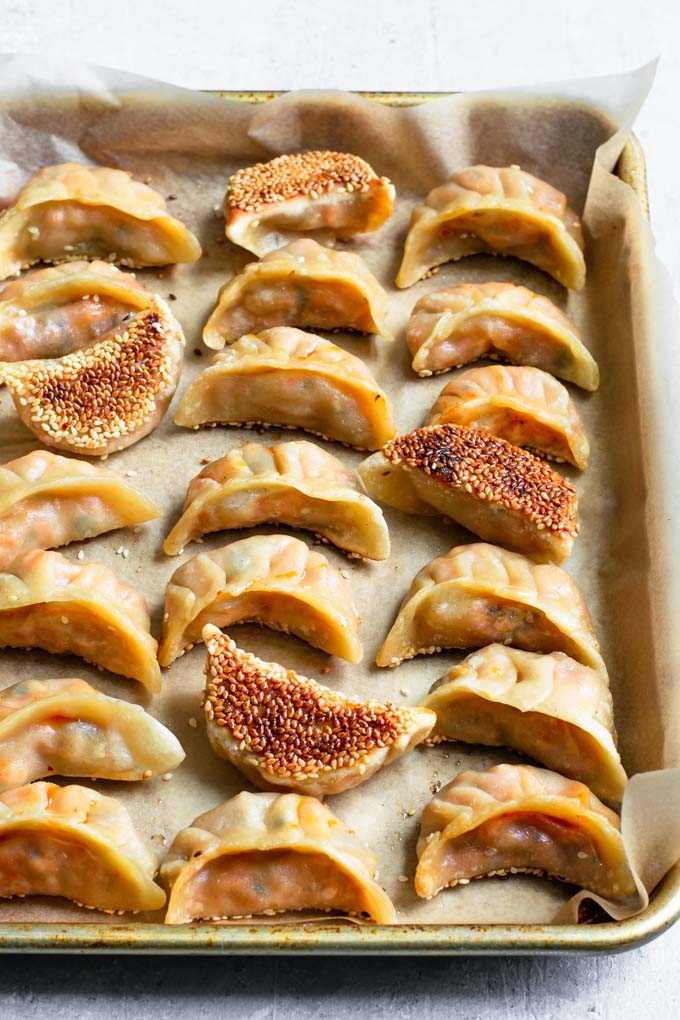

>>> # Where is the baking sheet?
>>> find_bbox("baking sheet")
[0,56,679,932]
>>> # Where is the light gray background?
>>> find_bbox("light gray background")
[1,1,680,1016]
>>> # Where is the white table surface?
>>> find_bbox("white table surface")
[1,1,680,1016]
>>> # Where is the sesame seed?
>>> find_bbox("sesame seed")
[188,717,198,728]
[398,875,409,883]
[77,550,85,561]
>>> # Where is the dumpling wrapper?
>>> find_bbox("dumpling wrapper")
[376,541,605,675]
[158,534,362,666]
[203,624,434,796]
[0,676,184,791]
[415,764,636,903]
[161,790,396,923]
[422,645,625,803]
[0,781,165,912]
[0,549,161,692]
[203,239,391,349]
[0,162,201,281]
[0,449,161,569]
[163,439,390,559]
[175,327,397,451]
[396,165,586,290]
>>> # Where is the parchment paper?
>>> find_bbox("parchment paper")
[0,54,679,928]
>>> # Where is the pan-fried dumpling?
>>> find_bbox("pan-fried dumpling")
[202,239,390,349]
[163,440,390,559]
[175,327,397,451]
[0,781,165,912]
[359,424,578,563]
[161,790,396,923]
[376,542,605,674]
[0,449,161,569]
[203,625,434,796]
[158,534,362,667]
[425,365,590,469]
[0,261,150,363]
[406,282,598,388]
[0,549,161,692]
[225,151,395,257]
[0,676,184,791]
[0,298,185,457]
[396,165,586,290]
[422,645,625,802]
[415,764,636,902]
[0,162,201,281]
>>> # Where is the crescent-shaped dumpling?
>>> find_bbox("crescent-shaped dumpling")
[396,165,586,290]
[414,764,636,902]
[421,645,625,803]
[0,676,185,791]
[203,625,434,796]
[0,549,161,692]
[158,534,362,666]
[0,298,185,457]
[0,781,165,912]
[202,239,390,349]
[0,163,201,281]
[407,282,598,389]
[174,327,397,451]
[376,542,605,674]
[161,790,396,923]
[0,449,161,569]
[359,424,578,563]
[425,365,590,469]
[163,440,390,559]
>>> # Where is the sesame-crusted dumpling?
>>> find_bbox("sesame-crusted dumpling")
[407,282,598,389]
[175,327,397,451]
[0,163,201,281]
[425,365,590,469]
[158,534,362,667]
[0,549,162,692]
[0,781,165,912]
[161,790,396,923]
[163,440,390,559]
[0,298,185,457]
[0,449,161,569]
[359,424,578,563]
[415,765,636,902]
[422,646,626,802]
[0,677,184,791]
[376,542,605,674]
[203,239,391,349]
[224,151,395,257]
[396,165,586,290]
[202,625,434,796]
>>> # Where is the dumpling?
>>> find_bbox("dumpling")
[158,534,362,667]
[421,645,625,802]
[414,764,636,902]
[175,327,397,451]
[0,549,161,692]
[0,260,150,363]
[225,150,395,256]
[359,424,578,563]
[0,781,165,912]
[0,449,161,569]
[161,790,396,923]
[203,624,434,796]
[163,440,390,560]
[202,239,390,349]
[0,162,201,280]
[0,298,185,457]
[425,365,590,469]
[396,165,586,290]
[406,283,598,388]
[0,676,184,791]
[376,542,605,674]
